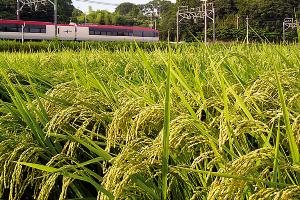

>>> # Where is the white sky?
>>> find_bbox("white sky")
[73,0,176,13]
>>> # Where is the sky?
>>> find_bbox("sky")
[73,0,176,13]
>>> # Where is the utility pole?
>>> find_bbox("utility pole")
[246,16,249,44]
[17,0,20,20]
[283,21,286,43]
[142,4,159,31]
[176,2,214,44]
[54,0,58,37]
[21,22,25,43]
[212,7,215,43]
[236,15,239,29]
[176,10,179,43]
[203,0,207,45]
[282,18,300,43]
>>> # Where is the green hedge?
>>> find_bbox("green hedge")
[0,40,170,52]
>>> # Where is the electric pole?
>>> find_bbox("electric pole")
[213,7,215,43]
[142,4,159,31]
[283,18,299,43]
[176,1,214,44]
[176,9,179,43]
[246,16,249,44]
[283,21,285,43]
[54,0,58,37]
[17,0,20,20]
[203,0,207,45]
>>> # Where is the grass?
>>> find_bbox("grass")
[0,42,299,199]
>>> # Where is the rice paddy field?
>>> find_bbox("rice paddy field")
[0,42,299,200]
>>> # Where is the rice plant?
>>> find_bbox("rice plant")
[0,43,299,200]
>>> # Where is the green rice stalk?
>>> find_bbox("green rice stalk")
[272,118,281,183]
[162,50,171,200]
[17,162,114,199]
[274,66,299,164]
[172,166,291,187]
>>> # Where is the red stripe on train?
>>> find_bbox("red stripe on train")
[0,20,159,32]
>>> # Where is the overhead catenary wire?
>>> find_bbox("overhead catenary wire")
[16,0,58,36]
[176,1,215,45]
[74,0,118,6]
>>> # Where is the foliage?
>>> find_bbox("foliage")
[0,0,74,23]
[0,0,15,19]
[0,42,299,199]
[172,0,300,42]
[115,3,140,17]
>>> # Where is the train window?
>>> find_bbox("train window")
[133,30,143,37]
[25,25,47,33]
[89,28,110,35]
[6,25,19,32]
[0,24,46,33]
[143,31,155,37]
[89,28,95,35]
[95,30,101,35]
[30,28,41,33]
[118,32,125,36]
[20,27,29,32]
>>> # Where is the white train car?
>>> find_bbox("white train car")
[0,19,159,42]
[77,24,159,42]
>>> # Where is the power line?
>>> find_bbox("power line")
[176,0,215,45]
[16,0,58,36]
[283,18,300,42]
[74,0,118,6]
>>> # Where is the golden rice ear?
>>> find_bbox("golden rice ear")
[208,148,278,200]
[292,116,300,146]
[249,186,300,200]
[36,173,60,200]
[106,97,148,149]
[0,141,44,200]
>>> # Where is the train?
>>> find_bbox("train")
[0,19,159,42]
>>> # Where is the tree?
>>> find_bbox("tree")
[236,0,296,31]
[0,0,18,19]
[115,3,140,16]
[155,1,177,40]
[215,0,238,17]
[71,8,83,23]
[0,0,74,23]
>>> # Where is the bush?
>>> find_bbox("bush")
[0,40,170,52]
